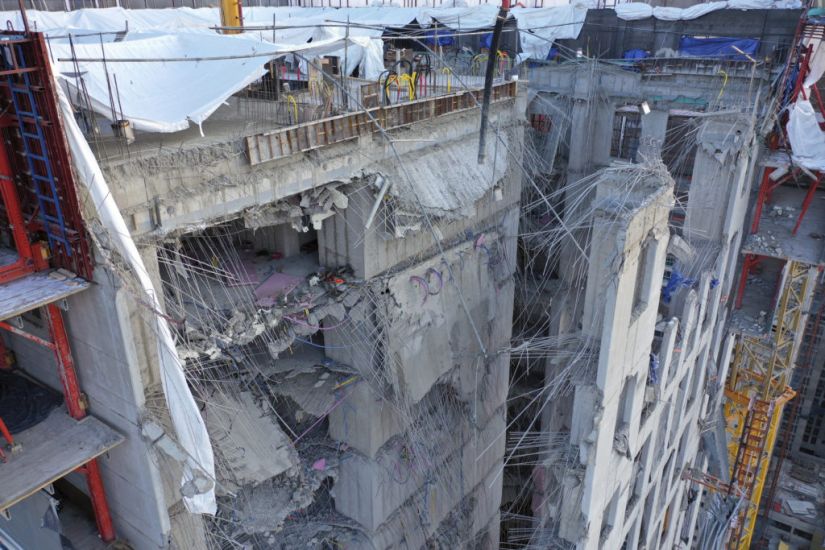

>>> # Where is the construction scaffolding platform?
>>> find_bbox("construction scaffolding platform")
[729,263,780,337]
[0,267,89,322]
[0,408,123,514]
[742,185,825,266]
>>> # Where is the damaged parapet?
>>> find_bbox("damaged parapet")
[533,162,675,549]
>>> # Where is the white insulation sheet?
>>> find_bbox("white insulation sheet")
[56,81,218,515]
[50,31,383,133]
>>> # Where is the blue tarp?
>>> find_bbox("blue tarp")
[481,32,493,49]
[423,29,454,47]
[649,353,660,385]
[662,268,696,304]
[623,48,649,60]
[678,36,759,60]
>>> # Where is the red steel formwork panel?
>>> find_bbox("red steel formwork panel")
[0,31,93,280]
[0,24,114,542]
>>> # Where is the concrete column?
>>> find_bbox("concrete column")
[567,99,593,176]
[639,109,669,161]
[268,223,302,257]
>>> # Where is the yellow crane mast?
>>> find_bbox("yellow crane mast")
[723,260,814,549]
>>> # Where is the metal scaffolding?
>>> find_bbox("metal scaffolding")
[0,28,118,543]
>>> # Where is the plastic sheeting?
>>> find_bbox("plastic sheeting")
[324,7,420,36]
[26,5,583,134]
[418,6,500,30]
[648,353,660,385]
[51,32,269,133]
[0,7,218,33]
[804,38,825,90]
[50,31,383,133]
[679,36,759,60]
[787,99,825,171]
[614,3,654,20]
[56,82,217,515]
[615,0,797,21]
[623,48,649,59]
[662,268,696,303]
[653,2,729,20]
[511,5,588,62]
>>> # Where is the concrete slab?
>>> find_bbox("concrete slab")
[742,186,825,266]
[728,258,783,337]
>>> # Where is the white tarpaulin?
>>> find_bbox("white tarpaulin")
[677,2,730,18]
[511,5,588,62]
[787,99,825,171]
[614,2,654,20]
[0,7,219,33]
[245,14,325,45]
[325,6,420,36]
[309,27,386,78]
[50,31,383,133]
[651,2,728,20]
[56,81,218,515]
[51,32,271,133]
[726,0,772,8]
[418,6,500,30]
[615,0,797,21]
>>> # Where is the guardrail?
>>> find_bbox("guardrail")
[246,79,517,166]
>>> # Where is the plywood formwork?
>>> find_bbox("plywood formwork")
[246,81,518,165]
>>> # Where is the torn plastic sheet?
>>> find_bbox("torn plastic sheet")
[418,5,500,30]
[787,98,825,171]
[50,31,383,133]
[56,82,217,515]
[511,5,587,63]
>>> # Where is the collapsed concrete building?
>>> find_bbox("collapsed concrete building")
[0,4,822,550]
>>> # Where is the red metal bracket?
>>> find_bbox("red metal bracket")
[750,167,775,234]
[0,416,13,463]
[0,134,34,284]
[792,172,822,235]
[45,303,115,541]
[735,254,762,310]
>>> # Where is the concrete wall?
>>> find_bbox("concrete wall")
[326,202,519,546]
[576,170,673,550]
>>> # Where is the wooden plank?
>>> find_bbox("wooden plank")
[276,134,292,157]
[258,136,275,159]
[246,137,258,165]
[0,410,124,512]
[0,269,89,322]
